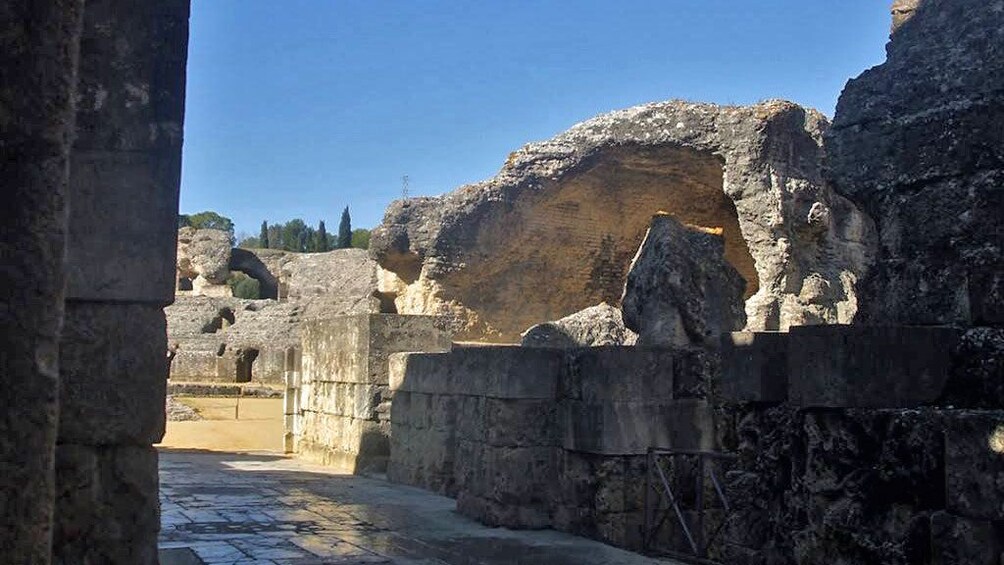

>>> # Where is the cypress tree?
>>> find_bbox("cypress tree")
[316,220,329,252]
[337,207,352,249]
[260,220,269,248]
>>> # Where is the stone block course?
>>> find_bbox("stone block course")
[58,302,168,445]
[721,331,788,403]
[787,325,958,408]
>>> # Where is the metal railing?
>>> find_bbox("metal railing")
[643,448,737,564]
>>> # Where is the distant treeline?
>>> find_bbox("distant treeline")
[179,209,370,252]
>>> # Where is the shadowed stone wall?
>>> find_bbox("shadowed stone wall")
[56,1,190,562]
[0,1,84,561]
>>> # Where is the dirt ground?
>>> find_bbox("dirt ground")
[157,397,285,453]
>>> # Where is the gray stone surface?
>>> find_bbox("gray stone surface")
[721,332,789,403]
[159,450,677,564]
[825,0,1004,327]
[945,411,1004,521]
[54,444,160,564]
[296,314,451,473]
[930,511,1003,565]
[522,303,637,348]
[787,325,958,408]
[372,99,875,341]
[59,303,168,444]
[622,214,746,347]
[0,1,84,561]
[66,0,189,304]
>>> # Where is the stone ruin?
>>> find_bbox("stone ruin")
[286,1,1004,564]
[370,98,875,342]
[167,229,383,384]
[3,1,1003,564]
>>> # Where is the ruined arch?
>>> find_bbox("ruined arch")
[371,100,876,342]
[230,248,280,300]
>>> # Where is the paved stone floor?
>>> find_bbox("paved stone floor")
[159,450,678,565]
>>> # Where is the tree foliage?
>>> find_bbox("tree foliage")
[179,211,235,245]
[315,220,330,252]
[351,228,371,250]
[228,272,260,299]
[337,207,352,249]
[259,221,269,249]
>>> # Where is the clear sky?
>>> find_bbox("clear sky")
[178,1,892,238]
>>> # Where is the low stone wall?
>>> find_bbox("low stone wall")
[295,314,451,473]
[717,325,1004,564]
[388,345,717,548]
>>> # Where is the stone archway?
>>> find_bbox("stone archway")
[371,100,876,342]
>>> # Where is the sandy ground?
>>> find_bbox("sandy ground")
[157,397,284,453]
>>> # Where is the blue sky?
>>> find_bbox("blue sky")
[179,1,892,237]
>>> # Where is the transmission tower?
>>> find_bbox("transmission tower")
[401,175,410,199]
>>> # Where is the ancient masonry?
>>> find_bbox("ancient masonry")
[370,98,875,342]
[285,1,1004,563]
[3,1,1003,564]
[1,0,190,562]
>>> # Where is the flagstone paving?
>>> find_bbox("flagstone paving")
[159,450,678,565]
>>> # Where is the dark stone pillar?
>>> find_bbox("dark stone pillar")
[53,1,190,562]
[0,1,84,562]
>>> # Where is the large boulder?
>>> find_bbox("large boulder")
[372,99,875,342]
[176,227,232,296]
[825,0,1004,327]
[621,214,746,347]
[521,303,637,348]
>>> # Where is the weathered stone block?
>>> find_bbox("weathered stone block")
[53,444,160,565]
[945,411,1004,520]
[930,511,1003,565]
[562,346,675,402]
[721,332,788,403]
[788,325,958,408]
[58,302,168,444]
[562,399,715,455]
[484,398,556,448]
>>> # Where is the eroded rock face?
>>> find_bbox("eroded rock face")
[825,0,1004,327]
[372,100,875,342]
[622,215,746,347]
[521,303,637,348]
[176,227,232,296]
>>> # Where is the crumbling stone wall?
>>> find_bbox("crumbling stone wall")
[372,100,875,342]
[717,326,1004,564]
[294,314,451,473]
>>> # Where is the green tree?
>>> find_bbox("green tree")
[237,236,260,248]
[351,228,371,250]
[337,207,352,249]
[314,220,329,252]
[228,273,260,299]
[260,221,269,248]
[179,211,235,245]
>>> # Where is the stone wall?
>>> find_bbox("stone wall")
[0,1,84,560]
[716,326,1004,564]
[388,345,718,550]
[1,1,190,563]
[294,314,452,473]
[53,1,190,562]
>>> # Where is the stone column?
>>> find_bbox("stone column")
[52,1,190,563]
[0,2,84,563]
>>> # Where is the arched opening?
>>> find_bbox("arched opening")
[435,144,757,341]
[235,348,259,384]
[201,307,236,334]
[230,248,280,300]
